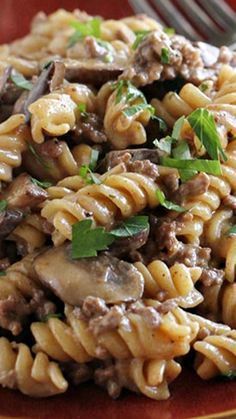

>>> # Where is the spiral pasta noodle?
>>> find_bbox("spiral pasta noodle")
[0,114,28,184]
[41,168,159,245]
[95,358,181,400]
[194,331,236,380]
[0,337,68,397]
[134,260,203,308]
[31,302,199,363]
[8,214,48,254]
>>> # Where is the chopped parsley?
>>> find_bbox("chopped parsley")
[72,216,150,259]
[164,27,175,35]
[0,200,7,212]
[153,136,173,154]
[31,177,52,189]
[68,18,101,47]
[78,103,89,118]
[187,108,227,162]
[79,165,101,185]
[172,116,185,140]
[110,215,149,237]
[161,47,170,64]
[161,156,222,176]
[89,149,99,171]
[0,271,6,277]
[11,72,33,91]
[226,225,236,236]
[28,143,52,170]
[199,83,208,93]
[132,30,151,50]
[156,189,185,212]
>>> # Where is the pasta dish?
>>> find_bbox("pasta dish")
[0,9,235,400]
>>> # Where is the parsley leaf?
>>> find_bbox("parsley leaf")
[187,108,227,161]
[31,177,52,189]
[72,219,114,259]
[132,30,150,50]
[161,156,222,175]
[226,225,236,236]
[79,165,101,185]
[172,141,197,181]
[199,83,208,93]
[161,47,170,64]
[78,103,89,119]
[111,216,149,237]
[0,271,6,277]
[0,200,7,212]
[172,116,185,140]
[11,72,33,91]
[89,149,99,171]
[156,189,186,212]
[68,18,101,47]
[122,103,155,117]
[28,143,52,170]
[113,80,145,105]
[153,136,173,154]
[164,27,175,35]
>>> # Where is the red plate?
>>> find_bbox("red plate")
[0,1,236,418]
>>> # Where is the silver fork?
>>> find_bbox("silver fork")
[129,0,236,47]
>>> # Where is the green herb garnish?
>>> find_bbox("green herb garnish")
[161,47,170,64]
[89,149,99,171]
[72,216,150,259]
[0,200,7,212]
[164,27,175,35]
[161,156,222,175]
[132,30,150,50]
[226,225,236,236]
[31,177,52,189]
[221,371,236,380]
[72,219,114,258]
[187,108,227,161]
[78,103,89,119]
[122,103,155,117]
[79,165,101,185]
[172,116,185,140]
[113,80,145,105]
[199,83,208,93]
[11,73,33,91]
[28,143,52,170]
[156,189,185,212]
[153,136,173,154]
[110,215,149,237]
[0,271,6,277]
[68,18,101,47]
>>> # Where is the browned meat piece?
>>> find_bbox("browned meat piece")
[73,113,107,144]
[0,258,10,271]
[0,209,24,239]
[110,227,149,258]
[172,173,210,204]
[99,149,162,172]
[0,66,12,101]
[94,363,121,399]
[121,31,236,86]
[62,362,93,386]
[34,245,144,305]
[0,294,31,335]
[49,61,65,92]
[2,173,48,210]
[64,59,124,86]
[16,62,55,122]
[199,268,224,287]
[37,138,63,159]
[89,306,124,336]
[81,296,109,319]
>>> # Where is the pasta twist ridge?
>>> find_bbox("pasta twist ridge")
[0,337,68,397]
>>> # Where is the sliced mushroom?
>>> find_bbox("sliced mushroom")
[64,59,124,86]
[0,209,24,239]
[33,245,144,305]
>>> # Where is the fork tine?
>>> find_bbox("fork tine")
[175,0,221,38]
[128,0,165,25]
[152,0,202,40]
[198,0,236,30]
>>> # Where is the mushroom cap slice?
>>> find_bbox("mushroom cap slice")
[33,245,144,305]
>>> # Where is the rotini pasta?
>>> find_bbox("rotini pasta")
[0,5,236,403]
